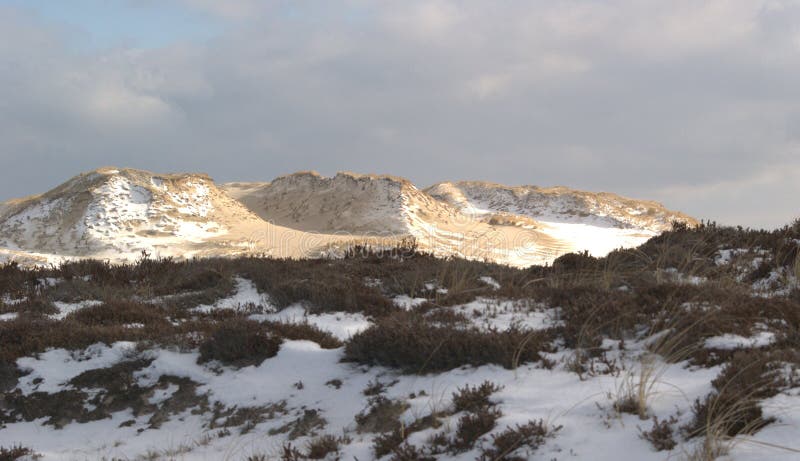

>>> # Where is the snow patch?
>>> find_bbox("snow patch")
[251,305,372,341]
[193,277,271,313]
[451,298,560,332]
[392,295,427,310]
[704,332,777,350]
[51,300,103,320]
[479,276,501,289]
[16,342,138,395]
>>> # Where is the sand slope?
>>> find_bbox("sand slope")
[0,168,695,267]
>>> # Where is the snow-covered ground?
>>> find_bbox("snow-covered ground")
[3,274,799,461]
[251,306,372,341]
[4,335,797,460]
[193,277,270,313]
[537,221,657,258]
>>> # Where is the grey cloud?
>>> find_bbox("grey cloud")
[0,1,798,228]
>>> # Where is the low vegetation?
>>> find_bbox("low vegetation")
[479,419,560,460]
[0,219,798,458]
[198,319,283,368]
[0,445,38,461]
[343,311,553,373]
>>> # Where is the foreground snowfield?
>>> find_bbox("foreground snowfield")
[0,339,716,460]
[4,337,799,460]
[2,284,799,460]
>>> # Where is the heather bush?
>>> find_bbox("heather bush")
[344,311,552,373]
[479,419,557,461]
[198,320,282,367]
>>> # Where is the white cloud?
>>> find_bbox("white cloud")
[462,54,590,100]
[465,72,514,100]
[655,158,800,228]
[177,0,262,20]
[0,1,799,228]
[381,0,463,40]
[618,0,760,59]
[83,84,175,125]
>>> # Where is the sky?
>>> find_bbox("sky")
[0,0,798,229]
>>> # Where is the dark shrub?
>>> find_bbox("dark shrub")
[684,350,784,438]
[685,393,769,440]
[237,258,396,316]
[355,396,409,433]
[553,287,644,352]
[639,416,677,451]
[263,321,342,349]
[479,420,556,461]
[452,381,502,413]
[746,259,773,283]
[279,444,303,461]
[269,409,327,440]
[0,444,38,461]
[69,300,168,327]
[372,412,446,458]
[0,361,22,393]
[344,311,551,373]
[362,378,397,396]
[67,359,154,413]
[306,435,346,459]
[306,434,348,459]
[0,262,35,299]
[0,317,142,363]
[1,389,87,427]
[711,351,787,397]
[173,268,225,292]
[13,296,58,317]
[451,407,501,452]
[373,427,408,458]
[790,287,800,303]
[198,320,281,367]
[389,443,436,461]
[552,250,599,272]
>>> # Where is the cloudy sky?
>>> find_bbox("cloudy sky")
[0,0,798,228]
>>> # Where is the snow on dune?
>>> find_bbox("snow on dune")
[85,175,227,249]
[537,220,656,257]
[1,168,696,268]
